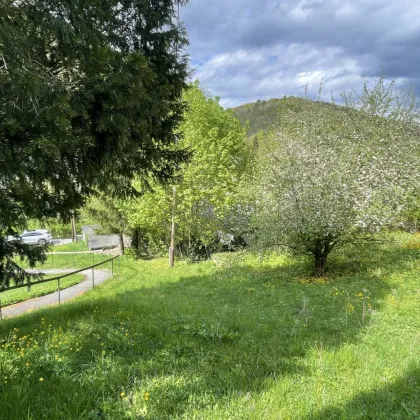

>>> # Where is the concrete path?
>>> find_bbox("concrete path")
[51,236,82,245]
[1,268,112,319]
[51,238,72,245]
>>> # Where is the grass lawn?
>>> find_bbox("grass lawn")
[14,240,114,270]
[0,274,85,307]
[51,241,89,252]
[46,241,114,269]
[0,234,419,419]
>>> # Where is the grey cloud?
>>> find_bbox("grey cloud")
[180,0,420,106]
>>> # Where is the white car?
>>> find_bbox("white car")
[18,230,52,246]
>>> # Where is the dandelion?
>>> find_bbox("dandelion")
[144,391,149,401]
[39,377,44,382]
[120,392,125,398]
[388,294,397,305]
[346,303,355,313]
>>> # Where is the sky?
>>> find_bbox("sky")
[180,0,420,108]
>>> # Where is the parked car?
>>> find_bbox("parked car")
[18,230,52,245]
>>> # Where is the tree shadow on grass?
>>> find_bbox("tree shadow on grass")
[306,364,420,419]
[327,237,419,278]
[0,242,417,419]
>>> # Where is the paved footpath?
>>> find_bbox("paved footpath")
[1,269,112,319]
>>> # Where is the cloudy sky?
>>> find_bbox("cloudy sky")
[180,0,420,108]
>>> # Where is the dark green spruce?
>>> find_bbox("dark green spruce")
[0,0,190,287]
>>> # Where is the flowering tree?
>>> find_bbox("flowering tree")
[251,79,420,275]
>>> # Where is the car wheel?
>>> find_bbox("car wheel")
[38,239,47,246]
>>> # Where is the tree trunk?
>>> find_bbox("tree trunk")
[132,229,139,251]
[312,237,336,276]
[314,253,327,276]
[119,233,125,255]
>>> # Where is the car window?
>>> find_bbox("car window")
[21,231,46,237]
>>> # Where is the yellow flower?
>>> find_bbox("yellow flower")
[120,392,125,398]
[144,391,149,401]
[346,303,355,313]
[39,377,44,382]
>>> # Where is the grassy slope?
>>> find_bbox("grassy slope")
[0,234,419,419]
[231,96,334,137]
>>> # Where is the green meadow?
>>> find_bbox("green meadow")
[0,234,419,419]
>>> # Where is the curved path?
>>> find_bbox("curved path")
[1,269,112,319]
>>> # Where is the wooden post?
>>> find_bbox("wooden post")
[169,187,176,267]
[71,213,77,242]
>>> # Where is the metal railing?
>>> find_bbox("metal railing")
[0,254,120,320]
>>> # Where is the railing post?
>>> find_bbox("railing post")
[92,266,95,288]
[58,277,61,304]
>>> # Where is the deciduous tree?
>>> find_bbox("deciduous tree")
[126,83,248,258]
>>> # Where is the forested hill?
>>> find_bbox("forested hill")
[231,96,334,137]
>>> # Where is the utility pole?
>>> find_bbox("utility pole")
[169,187,176,267]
